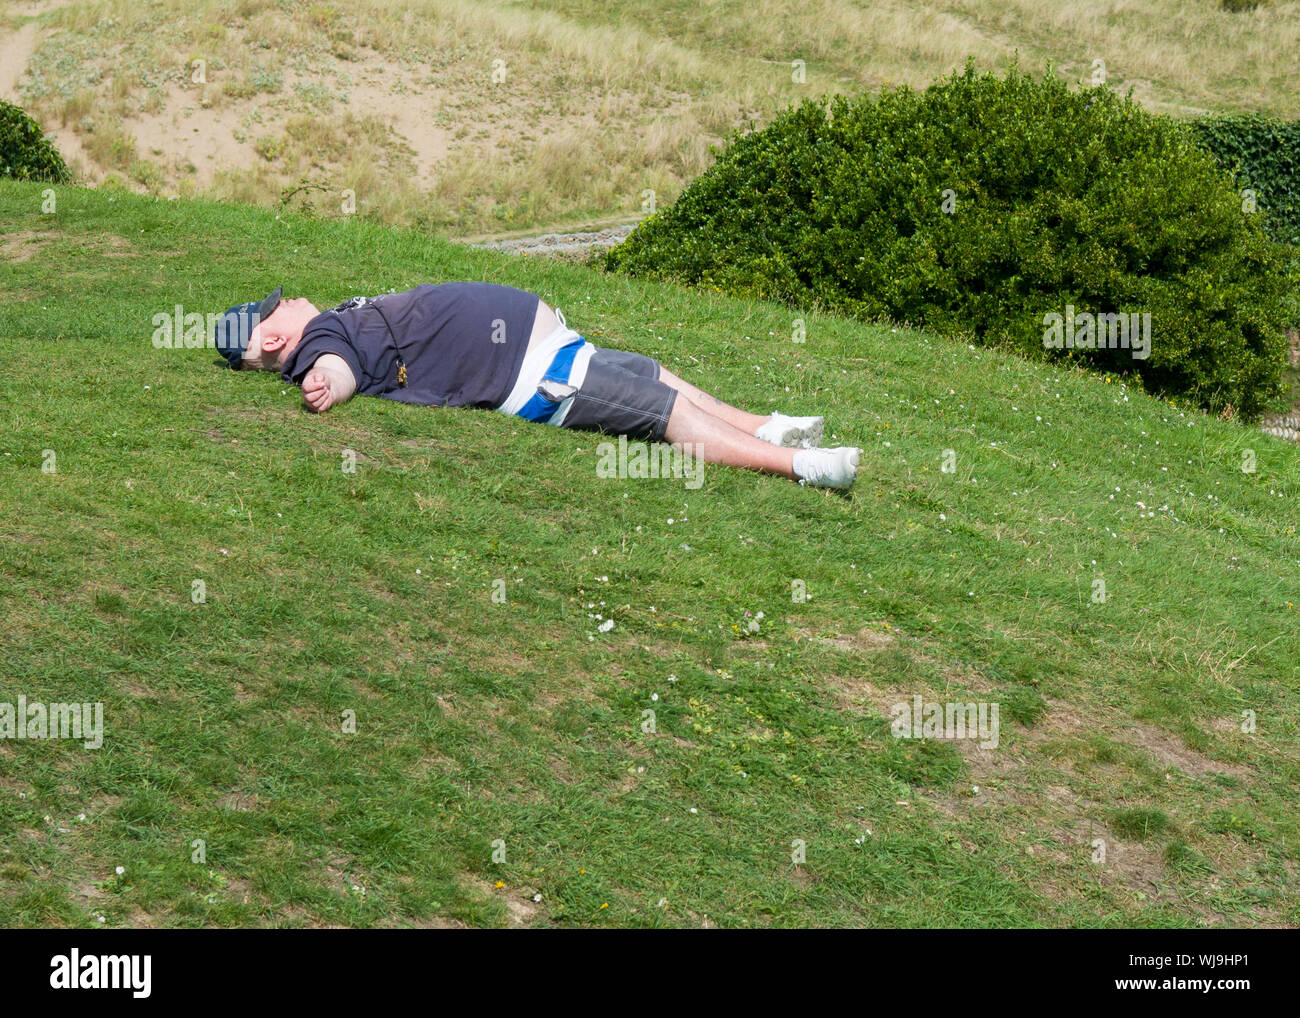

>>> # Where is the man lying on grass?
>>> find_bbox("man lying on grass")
[212,282,861,489]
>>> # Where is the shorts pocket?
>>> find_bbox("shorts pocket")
[539,380,579,402]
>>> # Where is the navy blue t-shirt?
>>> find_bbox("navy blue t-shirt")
[281,282,540,409]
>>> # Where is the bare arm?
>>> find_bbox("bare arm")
[301,353,358,412]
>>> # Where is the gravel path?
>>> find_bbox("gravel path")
[465,224,635,261]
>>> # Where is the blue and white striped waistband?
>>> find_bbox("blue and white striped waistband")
[515,337,586,422]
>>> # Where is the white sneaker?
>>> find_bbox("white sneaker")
[793,446,861,490]
[755,412,825,449]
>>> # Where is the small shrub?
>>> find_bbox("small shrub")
[253,135,282,162]
[57,90,95,128]
[222,79,257,100]
[307,2,341,27]
[249,67,283,94]
[129,159,165,193]
[0,99,71,183]
[83,125,137,173]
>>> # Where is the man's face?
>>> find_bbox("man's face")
[242,297,320,371]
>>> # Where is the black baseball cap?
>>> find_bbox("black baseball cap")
[212,286,283,369]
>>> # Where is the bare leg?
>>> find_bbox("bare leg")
[658,366,770,434]
[663,395,796,479]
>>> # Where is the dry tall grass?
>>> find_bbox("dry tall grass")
[7,0,1298,235]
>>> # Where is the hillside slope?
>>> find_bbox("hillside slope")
[4,0,1300,234]
[0,182,1297,927]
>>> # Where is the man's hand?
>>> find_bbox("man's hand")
[303,370,336,412]
[298,353,358,412]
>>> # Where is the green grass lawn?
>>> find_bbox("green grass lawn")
[1,180,1297,928]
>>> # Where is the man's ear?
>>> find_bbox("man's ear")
[261,332,287,353]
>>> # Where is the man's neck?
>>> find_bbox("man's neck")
[276,333,303,369]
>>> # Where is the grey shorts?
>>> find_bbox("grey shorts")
[558,347,678,442]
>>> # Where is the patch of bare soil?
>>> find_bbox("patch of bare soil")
[803,618,1268,916]
[466,874,543,928]
[921,722,1179,910]
[7,6,701,207]
[0,229,52,263]
[1,3,92,174]
[790,620,898,654]
[119,83,259,190]
[217,791,260,812]
[0,3,63,101]
[1127,720,1251,779]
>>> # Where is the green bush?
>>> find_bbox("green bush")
[604,63,1291,420]
[0,99,70,184]
[1282,247,1300,330]
[1191,113,1300,329]
[1191,113,1300,245]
